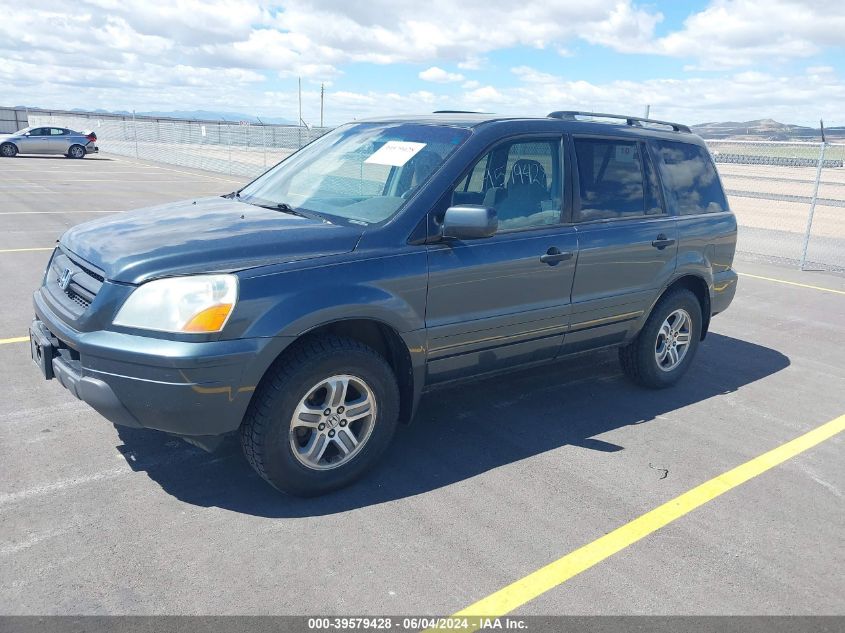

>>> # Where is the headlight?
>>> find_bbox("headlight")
[113,274,238,333]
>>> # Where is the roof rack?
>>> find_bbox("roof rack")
[547,111,691,134]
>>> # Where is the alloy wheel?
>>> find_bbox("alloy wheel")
[655,308,692,372]
[289,374,377,470]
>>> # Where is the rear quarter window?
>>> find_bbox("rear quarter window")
[654,140,728,215]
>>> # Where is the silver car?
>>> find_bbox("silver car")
[0,127,99,158]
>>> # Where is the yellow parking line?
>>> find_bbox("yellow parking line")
[738,272,845,296]
[447,414,845,627]
[0,247,54,253]
[0,337,28,345]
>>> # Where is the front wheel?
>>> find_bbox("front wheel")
[240,335,400,496]
[0,143,17,157]
[619,289,702,388]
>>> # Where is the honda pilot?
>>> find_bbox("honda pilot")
[30,111,738,496]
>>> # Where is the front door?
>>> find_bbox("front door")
[564,136,677,353]
[18,128,50,154]
[425,136,578,383]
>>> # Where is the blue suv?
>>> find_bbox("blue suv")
[30,111,738,496]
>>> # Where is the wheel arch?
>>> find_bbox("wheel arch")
[251,317,421,426]
[655,274,711,340]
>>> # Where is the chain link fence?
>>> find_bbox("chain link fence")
[709,140,845,271]
[27,110,331,178]
[10,109,845,271]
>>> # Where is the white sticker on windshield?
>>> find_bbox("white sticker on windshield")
[365,141,427,167]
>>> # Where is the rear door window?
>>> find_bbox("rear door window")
[653,140,728,215]
[574,138,648,221]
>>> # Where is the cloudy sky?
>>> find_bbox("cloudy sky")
[1,0,843,125]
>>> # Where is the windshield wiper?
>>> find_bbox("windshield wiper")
[274,202,308,217]
[250,200,319,220]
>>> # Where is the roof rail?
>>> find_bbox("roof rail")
[547,111,691,134]
[432,110,482,114]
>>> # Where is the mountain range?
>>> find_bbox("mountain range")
[11,106,843,139]
[63,108,297,125]
[690,118,844,141]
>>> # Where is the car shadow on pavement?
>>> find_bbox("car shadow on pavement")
[113,332,789,517]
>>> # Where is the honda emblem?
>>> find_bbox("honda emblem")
[58,268,73,290]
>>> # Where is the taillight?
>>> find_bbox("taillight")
[86,133,97,142]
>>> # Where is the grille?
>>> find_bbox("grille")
[46,250,105,316]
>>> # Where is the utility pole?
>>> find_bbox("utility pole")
[298,76,303,147]
[644,104,650,119]
[320,83,324,129]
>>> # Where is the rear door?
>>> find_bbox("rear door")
[425,135,579,383]
[651,139,737,277]
[564,135,677,353]
[47,128,70,153]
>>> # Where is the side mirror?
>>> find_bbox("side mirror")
[441,205,498,240]
[23,132,30,136]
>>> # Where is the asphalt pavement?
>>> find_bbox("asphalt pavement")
[0,153,842,616]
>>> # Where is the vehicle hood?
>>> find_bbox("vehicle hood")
[60,197,363,284]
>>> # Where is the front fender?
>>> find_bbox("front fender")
[231,251,429,339]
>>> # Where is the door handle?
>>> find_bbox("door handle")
[539,247,573,265]
[651,234,676,250]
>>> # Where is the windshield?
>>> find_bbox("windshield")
[238,122,470,224]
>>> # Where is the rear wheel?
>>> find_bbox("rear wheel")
[240,335,400,496]
[68,144,85,159]
[0,143,17,158]
[619,289,702,388]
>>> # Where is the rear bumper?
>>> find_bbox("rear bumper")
[33,291,293,439]
[85,143,98,154]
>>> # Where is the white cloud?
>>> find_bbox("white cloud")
[0,1,664,83]
[511,66,559,84]
[468,66,845,125]
[579,1,663,52]
[0,0,842,125]
[457,57,485,70]
[277,68,845,125]
[652,0,845,69]
[419,67,465,83]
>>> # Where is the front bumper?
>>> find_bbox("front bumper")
[32,290,292,439]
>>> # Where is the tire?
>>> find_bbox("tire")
[0,143,17,158]
[68,144,86,159]
[240,335,400,496]
[619,288,702,388]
